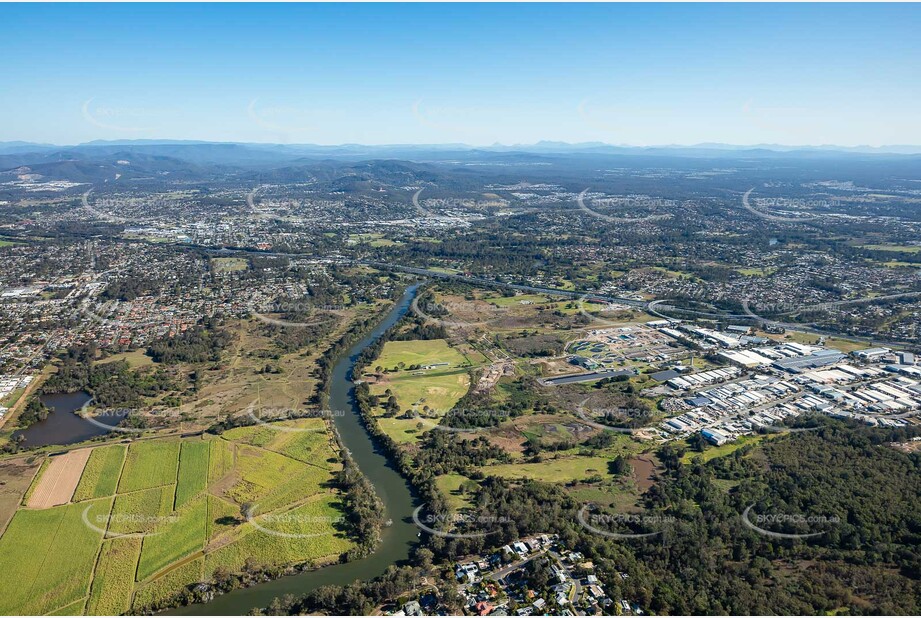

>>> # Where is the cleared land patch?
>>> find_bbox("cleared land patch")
[0,456,41,533]
[27,448,92,508]
[481,455,615,483]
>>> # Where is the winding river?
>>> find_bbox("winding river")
[171,284,421,615]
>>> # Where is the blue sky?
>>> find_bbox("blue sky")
[2,3,919,146]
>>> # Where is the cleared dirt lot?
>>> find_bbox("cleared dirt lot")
[0,456,43,533]
[26,448,92,509]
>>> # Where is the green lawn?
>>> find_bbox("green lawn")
[98,349,155,368]
[434,473,476,511]
[372,367,470,414]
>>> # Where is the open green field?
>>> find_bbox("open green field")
[374,416,426,444]
[348,233,402,247]
[369,367,471,444]
[0,419,353,615]
[373,338,468,371]
[486,293,552,307]
[211,256,249,272]
[99,349,155,368]
[434,473,475,512]
[736,266,778,277]
[374,367,470,412]
[778,330,871,353]
[365,339,473,443]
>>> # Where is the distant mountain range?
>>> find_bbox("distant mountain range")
[1,139,919,186]
[3,139,921,159]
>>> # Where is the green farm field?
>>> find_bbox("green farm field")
[73,444,126,501]
[373,338,469,371]
[0,419,354,615]
[365,338,473,444]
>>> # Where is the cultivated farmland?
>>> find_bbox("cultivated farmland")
[86,537,142,615]
[26,448,92,508]
[0,418,354,615]
[175,440,210,508]
[117,440,181,493]
[0,498,113,615]
[73,444,126,502]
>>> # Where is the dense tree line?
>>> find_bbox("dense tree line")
[270,420,921,615]
[42,345,177,408]
[16,397,49,428]
[146,323,234,364]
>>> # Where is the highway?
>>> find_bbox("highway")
[198,245,916,349]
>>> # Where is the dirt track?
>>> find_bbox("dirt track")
[26,448,92,509]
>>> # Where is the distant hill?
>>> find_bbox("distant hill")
[1,139,919,185]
